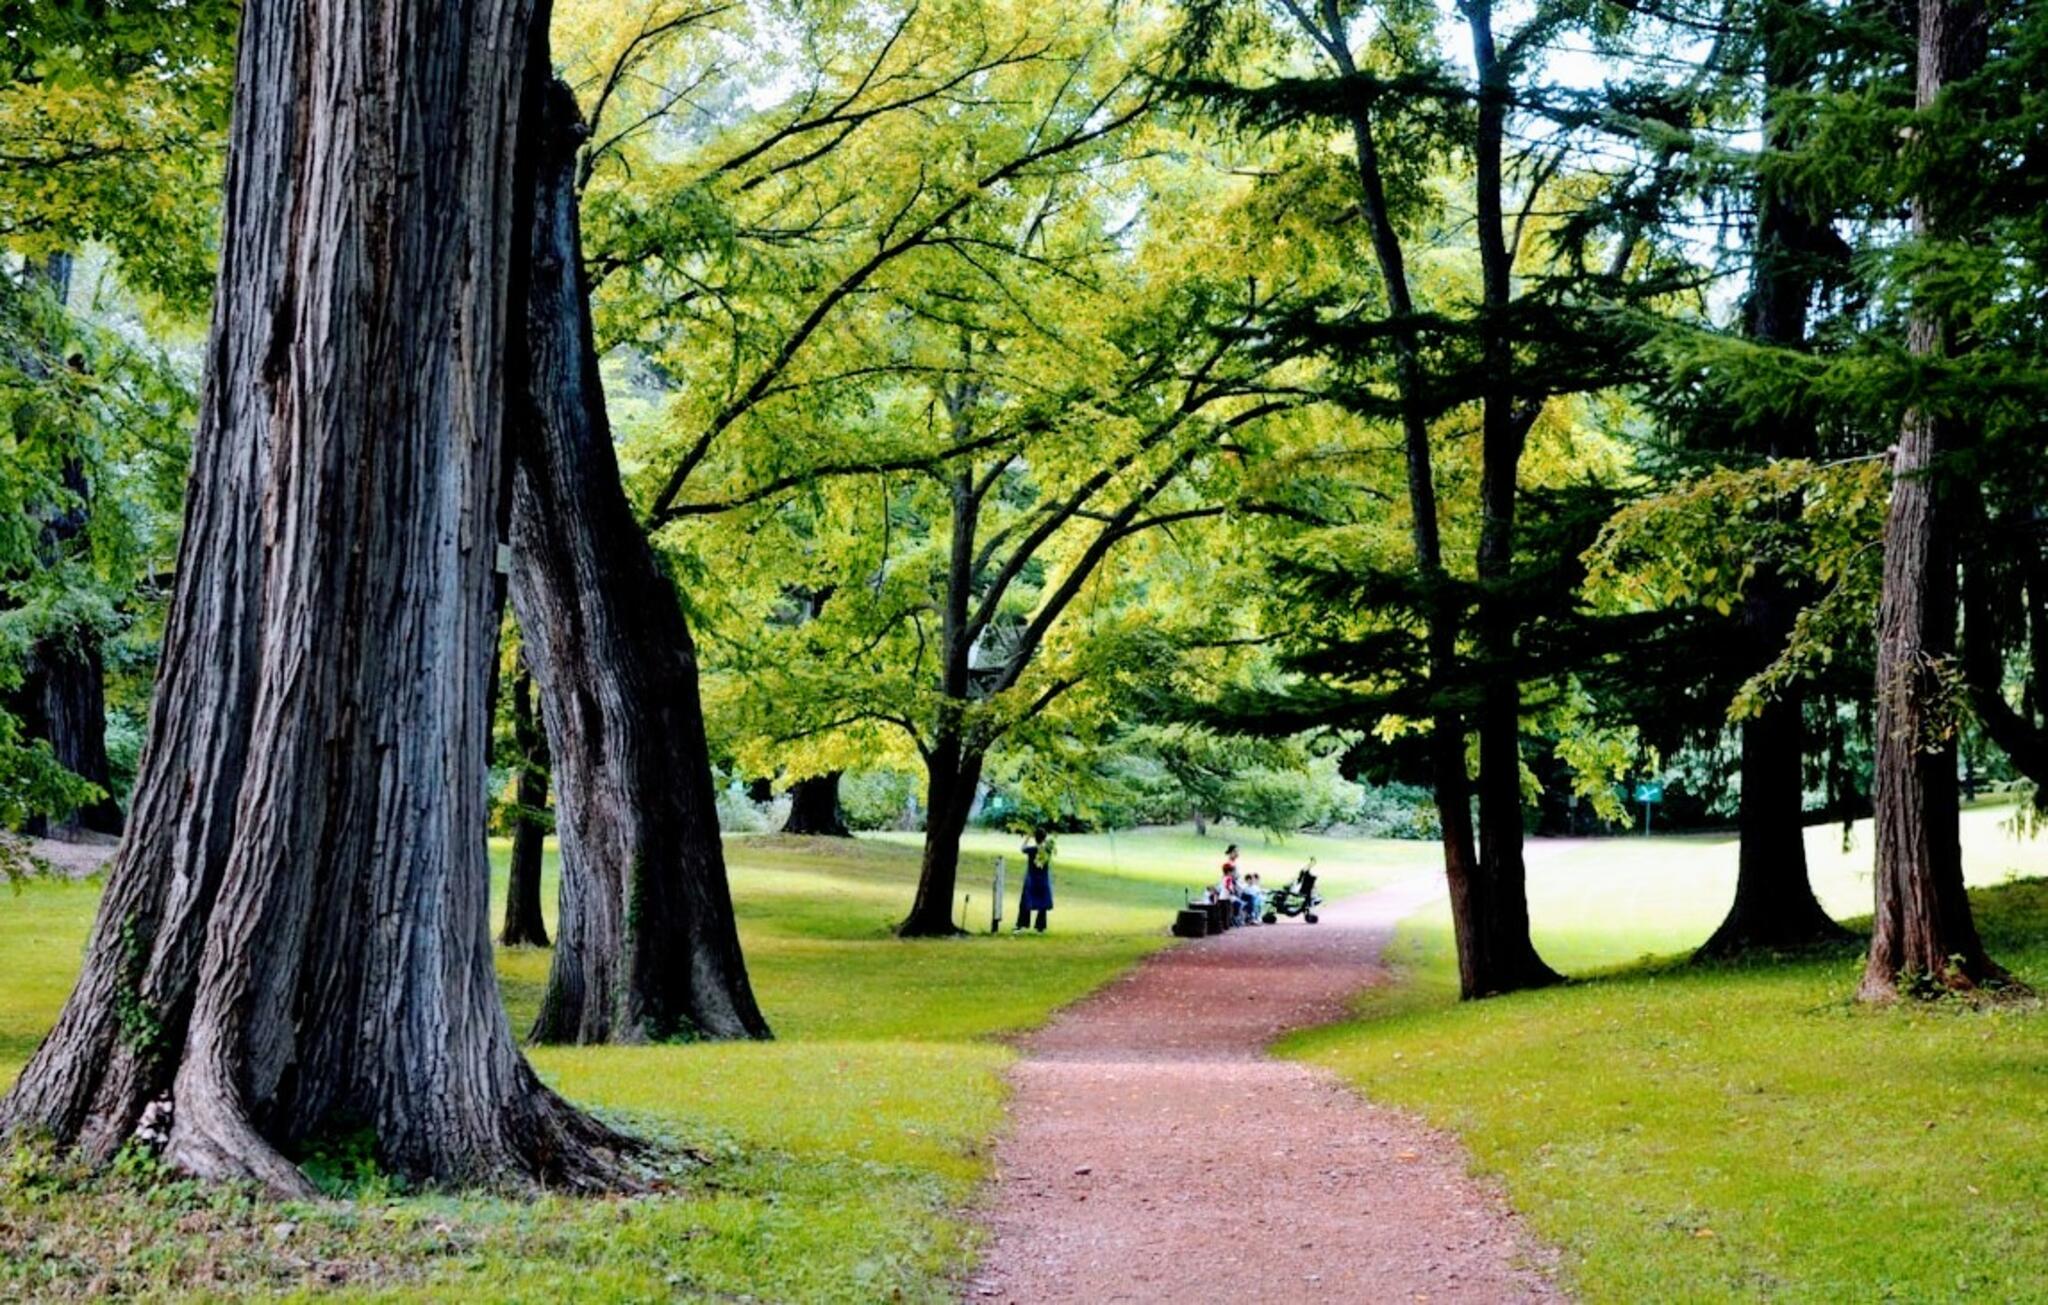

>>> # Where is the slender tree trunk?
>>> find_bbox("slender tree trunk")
[501,663,552,947]
[1329,68,1523,999]
[1860,0,2006,1000]
[1462,0,1560,996]
[783,772,851,836]
[902,730,982,936]
[1699,0,1846,957]
[900,384,983,936]
[2,0,633,1193]
[510,77,767,1043]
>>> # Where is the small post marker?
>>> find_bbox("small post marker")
[991,856,1006,933]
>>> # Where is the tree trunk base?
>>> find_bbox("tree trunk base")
[1465,957,1565,999]
[1856,952,2025,1004]
[782,773,851,837]
[1695,902,1852,961]
[895,917,968,939]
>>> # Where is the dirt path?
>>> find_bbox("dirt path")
[967,877,1563,1303]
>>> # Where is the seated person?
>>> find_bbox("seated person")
[1218,844,1245,924]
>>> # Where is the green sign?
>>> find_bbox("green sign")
[1633,781,1664,805]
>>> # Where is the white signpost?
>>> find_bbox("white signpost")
[991,856,1007,933]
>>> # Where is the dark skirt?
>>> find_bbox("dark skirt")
[1019,867,1054,911]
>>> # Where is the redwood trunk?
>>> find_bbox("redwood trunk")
[501,664,552,948]
[1860,0,2004,999]
[783,771,851,837]
[2,0,630,1193]
[509,78,767,1043]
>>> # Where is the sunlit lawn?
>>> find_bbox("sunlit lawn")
[12,811,2047,1299]
[1286,803,2048,1304]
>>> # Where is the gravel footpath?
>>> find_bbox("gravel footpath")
[966,876,1564,1304]
[1,832,118,878]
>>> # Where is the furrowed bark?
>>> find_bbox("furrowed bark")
[1859,0,2007,1000]
[509,77,768,1043]
[4,0,636,1193]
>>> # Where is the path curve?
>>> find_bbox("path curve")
[967,877,1563,1303]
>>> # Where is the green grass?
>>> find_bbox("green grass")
[1284,804,2048,1304]
[0,821,1420,1301]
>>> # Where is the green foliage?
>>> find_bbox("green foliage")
[0,0,233,308]
[0,257,195,830]
[841,768,923,831]
[110,911,165,1063]
[295,1128,406,1201]
[1583,459,1889,718]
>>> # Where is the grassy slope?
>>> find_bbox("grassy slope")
[0,822,1414,1301]
[1285,805,2048,1304]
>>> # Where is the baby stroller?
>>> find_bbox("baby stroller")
[1262,859,1322,924]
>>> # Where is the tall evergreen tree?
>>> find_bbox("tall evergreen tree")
[1860,0,2019,998]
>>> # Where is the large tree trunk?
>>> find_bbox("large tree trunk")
[901,732,981,937]
[15,624,125,840]
[1700,620,1846,955]
[1699,0,1846,958]
[1698,679,1844,955]
[1,0,631,1194]
[509,78,767,1044]
[783,771,850,836]
[501,662,552,948]
[1461,0,1560,997]
[1859,0,2005,1000]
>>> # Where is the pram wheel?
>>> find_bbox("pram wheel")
[1262,912,1277,925]
[1304,911,1319,924]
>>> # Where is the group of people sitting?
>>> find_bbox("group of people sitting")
[1202,843,1267,926]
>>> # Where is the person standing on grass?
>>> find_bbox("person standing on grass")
[1015,827,1054,932]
